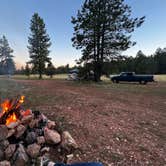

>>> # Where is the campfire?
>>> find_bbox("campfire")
[0,96,26,125]
[0,96,78,166]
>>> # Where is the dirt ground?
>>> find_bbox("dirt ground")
[1,78,166,165]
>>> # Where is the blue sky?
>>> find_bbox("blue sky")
[0,0,165,68]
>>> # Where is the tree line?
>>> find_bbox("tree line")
[0,0,166,80]
[103,48,166,75]
[15,64,77,78]
[15,47,166,77]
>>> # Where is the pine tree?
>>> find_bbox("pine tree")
[0,35,15,75]
[28,13,51,79]
[72,0,145,81]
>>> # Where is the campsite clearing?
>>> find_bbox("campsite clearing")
[0,77,166,165]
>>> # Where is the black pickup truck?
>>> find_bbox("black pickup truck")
[111,72,154,84]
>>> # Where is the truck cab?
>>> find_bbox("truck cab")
[111,72,154,84]
[118,72,135,82]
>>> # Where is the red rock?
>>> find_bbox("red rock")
[21,109,32,116]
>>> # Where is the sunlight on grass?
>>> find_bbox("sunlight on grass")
[11,74,166,83]
[155,75,166,82]
[12,74,68,80]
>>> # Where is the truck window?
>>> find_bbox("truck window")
[121,73,127,76]
[128,73,133,76]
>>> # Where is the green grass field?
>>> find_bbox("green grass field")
[12,74,166,82]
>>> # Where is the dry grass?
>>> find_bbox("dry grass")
[12,74,166,83]
[12,74,68,80]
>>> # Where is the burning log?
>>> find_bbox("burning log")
[0,96,25,125]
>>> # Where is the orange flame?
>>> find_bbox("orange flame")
[6,113,17,125]
[19,95,25,104]
[0,96,25,125]
[1,99,10,114]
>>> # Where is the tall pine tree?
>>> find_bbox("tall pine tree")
[0,35,15,75]
[72,0,145,81]
[28,13,51,79]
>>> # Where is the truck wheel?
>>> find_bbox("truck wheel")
[144,81,147,85]
[140,81,147,85]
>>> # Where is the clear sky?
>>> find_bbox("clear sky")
[0,0,165,68]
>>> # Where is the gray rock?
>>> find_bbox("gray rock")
[47,120,56,129]
[7,129,15,138]
[0,140,9,150]
[15,124,26,138]
[21,115,33,125]
[5,144,16,160]
[39,114,48,121]
[61,131,78,150]
[12,144,29,166]
[26,143,41,158]
[35,128,43,136]
[44,127,61,144]
[37,136,45,145]
[40,147,50,154]
[29,119,39,128]
[26,132,37,144]
[66,154,74,163]
[0,125,8,141]
[0,149,4,161]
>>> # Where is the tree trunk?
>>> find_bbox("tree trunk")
[95,28,101,82]
[94,61,102,82]
[39,63,42,79]
[100,23,106,77]
[39,73,42,79]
